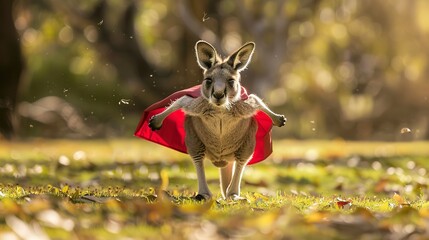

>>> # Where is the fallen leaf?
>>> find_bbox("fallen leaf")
[0,198,21,215]
[393,193,410,207]
[419,208,429,217]
[244,210,281,232]
[335,197,353,209]
[247,192,269,203]
[352,207,375,220]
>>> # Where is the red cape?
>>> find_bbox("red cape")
[134,85,273,165]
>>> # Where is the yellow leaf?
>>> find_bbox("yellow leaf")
[393,193,408,205]
[62,185,69,194]
[253,192,269,201]
[419,208,429,217]
[105,198,122,211]
[15,185,25,196]
[353,207,375,220]
[247,210,280,230]
[0,198,21,215]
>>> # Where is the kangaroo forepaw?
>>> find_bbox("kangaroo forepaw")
[148,115,162,130]
[194,193,212,201]
[273,114,287,127]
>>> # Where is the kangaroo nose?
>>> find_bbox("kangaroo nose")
[213,92,225,100]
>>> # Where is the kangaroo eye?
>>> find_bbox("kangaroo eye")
[228,79,235,86]
[204,78,212,84]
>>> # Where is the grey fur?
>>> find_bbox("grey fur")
[149,40,286,200]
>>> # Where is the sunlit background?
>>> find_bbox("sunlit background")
[2,0,429,140]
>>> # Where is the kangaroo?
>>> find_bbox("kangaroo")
[149,40,286,201]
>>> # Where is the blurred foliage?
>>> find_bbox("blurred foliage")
[1,139,429,239]
[8,0,429,139]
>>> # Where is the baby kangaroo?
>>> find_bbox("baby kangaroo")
[149,40,286,201]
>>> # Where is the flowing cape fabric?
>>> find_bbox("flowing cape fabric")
[134,85,273,165]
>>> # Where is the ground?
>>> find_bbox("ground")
[1,139,429,239]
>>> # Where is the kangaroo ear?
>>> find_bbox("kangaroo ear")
[226,42,255,72]
[195,40,219,70]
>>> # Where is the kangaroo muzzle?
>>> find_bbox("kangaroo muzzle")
[211,82,227,106]
[212,92,225,100]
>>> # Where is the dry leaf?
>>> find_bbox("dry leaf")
[335,197,353,210]
[393,193,410,207]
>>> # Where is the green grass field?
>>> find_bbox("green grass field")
[1,139,429,239]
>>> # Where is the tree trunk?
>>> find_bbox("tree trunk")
[0,0,23,139]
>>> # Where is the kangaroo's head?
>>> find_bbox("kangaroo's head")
[195,40,255,109]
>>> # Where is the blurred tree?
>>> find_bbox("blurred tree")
[6,0,429,140]
[47,0,323,104]
[49,0,170,104]
[0,0,24,139]
[47,0,222,105]
[283,0,429,140]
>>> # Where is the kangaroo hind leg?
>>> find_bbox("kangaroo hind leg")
[226,120,257,200]
[219,161,233,199]
[185,117,212,201]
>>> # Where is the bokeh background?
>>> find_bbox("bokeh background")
[1,0,429,140]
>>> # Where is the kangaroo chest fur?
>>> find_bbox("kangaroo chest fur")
[183,97,257,164]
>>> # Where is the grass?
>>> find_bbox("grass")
[1,139,429,239]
